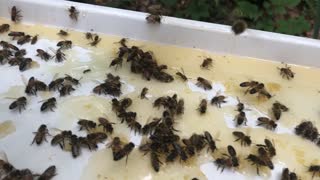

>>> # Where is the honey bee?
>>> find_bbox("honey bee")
[109,57,123,69]
[232,131,251,146]
[236,97,245,112]
[176,69,188,81]
[87,132,108,144]
[142,118,161,135]
[11,6,22,22]
[272,101,289,120]
[281,168,297,180]
[257,117,277,130]
[119,38,128,47]
[78,119,97,131]
[246,154,267,175]
[278,64,295,80]
[17,35,31,45]
[98,117,115,134]
[151,151,161,172]
[0,24,10,33]
[108,137,122,157]
[0,41,19,51]
[172,142,188,161]
[8,31,25,39]
[31,124,49,145]
[85,32,94,40]
[127,120,142,134]
[31,35,38,45]
[40,97,57,112]
[25,77,47,95]
[48,78,64,91]
[19,58,32,71]
[57,40,72,49]
[197,99,207,114]
[64,74,81,86]
[211,95,227,108]
[196,77,212,90]
[215,145,239,172]
[38,165,56,180]
[200,58,213,69]
[14,49,26,58]
[68,6,79,21]
[308,165,320,178]
[113,142,135,162]
[295,121,319,141]
[232,20,247,35]
[89,35,101,46]
[257,139,276,157]
[140,87,149,99]
[59,84,75,96]
[53,49,66,62]
[234,111,247,126]
[36,49,52,61]
[9,96,27,113]
[70,135,81,158]
[51,130,72,149]
[257,147,274,170]
[204,131,217,152]
[176,99,184,115]
[57,30,69,37]
[146,14,162,24]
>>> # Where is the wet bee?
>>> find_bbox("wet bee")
[236,97,245,112]
[109,57,123,69]
[278,64,295,80]
[70,135,81,158]
[68,6,79,21]
[19,58,32,71]
[57,40,72,49]
[146,14,162,24]
[0,24,10,33]
[98,117,115,134]
[204,131,217,152]
[127,120,142,134]
[257,139,276,157]
[232,131,251,146]
[58,30,69,37]
[272,101,289,120]
[87,132,108,144]
[234,111,247,126]
[142,118,161,135]
[9,96,27,113]
[189,133,206,152]
[176,69,188,81]
[108,137,122,157]
[201,58,213,69]
[196,77,212,90]
[257,117,277,130]
[31,124,49,145]
[25,77,47,95]
[240,81,259,92]
[308,165,320,178]
[40,97,57,112]
[113,142,135,162]
[38,165,56,180]
[257,147,274,170]
[0,41,19,51]
[172,142,188,161]
[140,87,148,99]
[78,119,97,131]
[31,35,38,45]
[214,145,239,172]
[64,74,81,86]
[295,121,319,141]
[48,78,64,91]
[211,95,227,108]
[83,69,91,74]
[59,84,75,96]
[89,35,101,46]
[232,20,247,35]
[151,151,161,172]
[11,6,22,22]
[36,49,52,61]
[176,99,184,115]
[14,49,26,58]
[8,31,25,39]
[51,130,72,149]
[17,35,31,45]
[246,154,267,175]
[85,32,94,40]
[53,49,66,62]
[197,99,207,114]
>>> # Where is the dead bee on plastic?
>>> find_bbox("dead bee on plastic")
[58,30,69,37]
[31,124,49,145]
[109,57,123,69]
[171,142,188,161]
[246,154,267,175]
[113,142,135,162]
[234,111,247,126]
[0,24,10,33]
[108,137,122,157]
[38,165,56,180]
[142,118,161,135]
[257,147,274,170]
[87,132,108,143]
[25,77,47,95]
[211,95,227,108]
[240,81,259,93]
[176,69,188,81]
[176,99,184,115]
[68,6,79,21]
[146,14,162,24]
[59,84,75,96]
[278,64,294,80]
[0,41,19,51]
[140,87,148,99]
[127,120,142,134]
[9,96,27,113]
[236,97,245,112]
[308,165,320,178]
[70,135,81,158]
[281,168,297,180]
[48,78,64,91]
[232,20,247,35]
[36,49,52,61]
[83,69,91,74]
[257,139,276,157]
[201,58,213,69]
[40,97,57,112]
[272,101,289,120]
[8,31,25,39]
[98,117,115,134]
[257,117,277,130]
[232,131,251,146]
[295,121,319,141]
[89,35,101,46]
[78,119,97,131]
[53,49,66,62]
[151,151,161,172]
[196,77,212,90]
[64,74,81,86]
[215,145,239,172]
[197,99,207,114]
[204,131,217,152]
[85,32,94,40]
[11,6,22,22]
[51,130,72,149]
[57,40,72,49]
[17,35,31,45]
[31,35,38,45]
[19,58,32,71]
[14,49,26,57]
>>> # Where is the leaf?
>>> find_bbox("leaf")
[237,1,262,20]
[273,6,286,15]
[276,16,311,35]
[177,0,211,20]
[270,0,301,8]
[160,0,178,8]
[256,18,275,31]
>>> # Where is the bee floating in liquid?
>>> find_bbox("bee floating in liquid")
[278,64,295,80]
[68,6,79,21]
[11,6,22,22]
[9,96,27,113]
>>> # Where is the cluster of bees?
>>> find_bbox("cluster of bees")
[1,4,320,180]
[0,158,56,180]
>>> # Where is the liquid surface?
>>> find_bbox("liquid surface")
[0,17,320,180]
